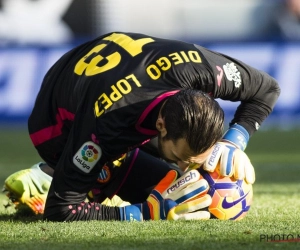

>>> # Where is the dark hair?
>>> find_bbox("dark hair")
[160,89,224,154]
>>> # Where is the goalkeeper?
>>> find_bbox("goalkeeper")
[3,31,280,221]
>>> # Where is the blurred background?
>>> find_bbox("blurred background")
[0,0,300,130]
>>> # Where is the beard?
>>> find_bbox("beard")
[157,133,164,158]
[157,133,168,161]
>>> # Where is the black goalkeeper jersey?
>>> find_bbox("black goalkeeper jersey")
[28,32,280,221]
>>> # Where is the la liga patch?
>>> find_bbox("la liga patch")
[73,141,102,173]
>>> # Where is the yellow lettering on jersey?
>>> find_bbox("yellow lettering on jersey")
[146,65,161,80]
[75,33,155,76]
[169,52,184,65]
[85,52,121,76]
[156,57,171,71]
[103,33,155,57]
[146,50,202,80]
[117,79,132,94]
[94,93,113,117]
[126,74,142,87]
[110,85,122,102]
[188,51,202,63]
[94,74,142,117]
[180,51,190,62]
[74,43,121,76]
[74,44,106,75]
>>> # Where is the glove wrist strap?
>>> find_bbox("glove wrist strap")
[222,124,249,151]
[119,202,150,221]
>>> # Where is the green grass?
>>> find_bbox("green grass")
[0,128,300,250]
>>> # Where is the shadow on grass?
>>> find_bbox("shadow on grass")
[0,205,43,222]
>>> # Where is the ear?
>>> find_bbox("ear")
[156,117,167,137]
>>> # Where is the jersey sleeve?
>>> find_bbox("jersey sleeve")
[195,45,281,136]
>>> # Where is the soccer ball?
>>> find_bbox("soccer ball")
[198,166,253,220]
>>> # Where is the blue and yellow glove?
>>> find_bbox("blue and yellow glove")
[119,170,212,221]
[203,124,255,184]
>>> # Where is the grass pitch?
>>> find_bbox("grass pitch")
[0,128,300,250]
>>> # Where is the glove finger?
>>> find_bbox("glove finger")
[220,145,235,176]
[147,195,177,220]
[162,170,200,198]
[154,170,179,194]
[168,179,209,204]
[244,158,255,184]
[233,150,246,180]
[176,210,211,221]
[203,143,224,172]
[233,150,255,184]
[172,194,212,216]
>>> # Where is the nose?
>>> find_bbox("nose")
[177,161,189,171]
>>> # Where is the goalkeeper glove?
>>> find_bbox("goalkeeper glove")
[203,124,255,184]
[119,170,212,221]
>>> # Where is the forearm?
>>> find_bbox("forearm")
[230,73,281,136]
[207,50,281,136]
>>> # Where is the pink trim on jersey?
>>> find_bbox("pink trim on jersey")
[30,108,75,146]
[111,148,140,198]
[135,90,180,135]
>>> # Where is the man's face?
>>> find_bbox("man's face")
[157,134,213,172]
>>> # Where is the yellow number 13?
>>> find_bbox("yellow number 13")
[74,33,154,76]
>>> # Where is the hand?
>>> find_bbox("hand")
[160,169,212,220]
[203,124,255,184]
[119,170,211,221]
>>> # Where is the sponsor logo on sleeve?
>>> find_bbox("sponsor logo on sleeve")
[223,62,242,88]
[73,141,101,173]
